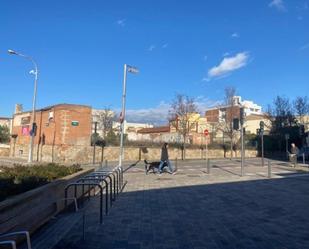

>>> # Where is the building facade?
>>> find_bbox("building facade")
[136,113,210,145]
[10,104,92,159]
[205,96,265,137]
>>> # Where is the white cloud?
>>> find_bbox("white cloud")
[148,45,156,51]
[116,19,126,26]
[194,96,221,112]
[231,33,239,38]
[123,102,170,125]
[202,77,211,82]
[162,43,168,49]
[222,52,230,57]
[120,98,219,125]
[208,52,249,78]
[269,0,286,12]
[300,43,309,50]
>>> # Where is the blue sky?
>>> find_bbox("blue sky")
[0,0,308,124]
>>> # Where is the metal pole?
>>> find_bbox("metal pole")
[241,125,244,176]
[207,158,210,174]
[268,160,271,178]
[28,67,38,163]
[119,64,127,168]
[303,153,305,165]
[93,122,97,165]
[8,50,38,163]
[101,146,104,165]
[206,135,208,161]
[286,138,288,159]
[261,132,264,167]
[200,133,202,159]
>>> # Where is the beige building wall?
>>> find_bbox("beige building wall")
[244,115,271,134]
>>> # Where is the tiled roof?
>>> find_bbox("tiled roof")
[137,126,170,134]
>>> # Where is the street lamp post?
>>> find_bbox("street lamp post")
[8,49,38,163]
[119,64,138,168]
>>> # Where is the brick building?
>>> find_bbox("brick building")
[10,104,92,159]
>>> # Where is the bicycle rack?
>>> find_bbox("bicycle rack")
[0,231,31,249]
[58,197,79,212]
[88,172,116,201]
[97,167,123,194]
[65,183,104,224]
[95,170,118,193]
[77,178,109,214]
[0,241,16,249]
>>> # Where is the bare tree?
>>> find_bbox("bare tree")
[216,86,239,159]
[293,96,309,124]
[169,94,198,159]
[98,108,115,139]
[271,96,296,132]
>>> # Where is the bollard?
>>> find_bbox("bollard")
[105,160,108,168]
[175,158,178,171]
[303,153,305,165]
[207,159,211,174]
[268,160,271,179]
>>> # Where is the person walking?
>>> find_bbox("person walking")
[158,143,174,174]
[289,143,299,167]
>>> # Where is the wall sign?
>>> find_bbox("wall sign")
[21,116,31,125]
[71,121,79,126]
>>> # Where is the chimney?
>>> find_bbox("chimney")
[15,104,23,114]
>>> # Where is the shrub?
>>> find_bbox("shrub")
[0,163,81,202]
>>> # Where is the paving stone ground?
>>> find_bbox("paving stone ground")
[48,158,309,249]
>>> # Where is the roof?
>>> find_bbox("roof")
[0,117,11,120]
[137,126,170,134]
[14,103,91,115]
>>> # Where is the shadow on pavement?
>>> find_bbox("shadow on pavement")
[48,173,309,249]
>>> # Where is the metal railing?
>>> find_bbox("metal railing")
[63,166,124,225]
[94,170,118,196]
[58,197,79,212]
[77,178,109,214]
[0,231,31,249]
[0,241,16,249]
[65,183,104,224]
[97,167,123,191]
[85,173,115,202]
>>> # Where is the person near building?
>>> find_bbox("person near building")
[289,143,299,167]
[158,143,175,174]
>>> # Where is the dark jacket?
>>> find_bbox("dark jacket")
[161,145,169,161]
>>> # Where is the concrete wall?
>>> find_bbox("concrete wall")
[10,143,257,164]
[0,168,93,234]
[0,144,10,157]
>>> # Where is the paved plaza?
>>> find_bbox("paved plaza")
[34,158,309,249]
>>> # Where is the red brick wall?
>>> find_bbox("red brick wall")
[11,104,92,148]
[205,109,219,122]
